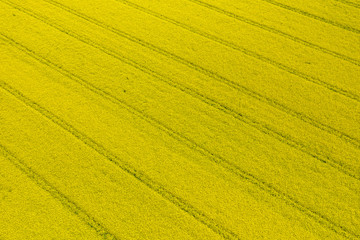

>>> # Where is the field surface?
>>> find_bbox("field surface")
[0,0,360,239]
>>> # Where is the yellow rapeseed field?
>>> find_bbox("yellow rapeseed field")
[1,0,359,239]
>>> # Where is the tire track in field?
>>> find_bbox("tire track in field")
[2,0,359,177]
[0,144,118,240]
[258,0,360,34]
[185,0,360,66]
[335,0,360,9]
[7,0,360,106]
[42,0,360,151]
[0,32,357,240]
[113,0,360,103]
[5,0,358,181]
[0,81,240,240]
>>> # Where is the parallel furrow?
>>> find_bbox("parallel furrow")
[186,0,360,66]
[42,0,360,151]
[0,31,357,240]
[0,144,118,240]
[258,0,360,33]
[114,0,360,103]
[335,0,360,8]
[0,80,240,240]
[2,0,358,180]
